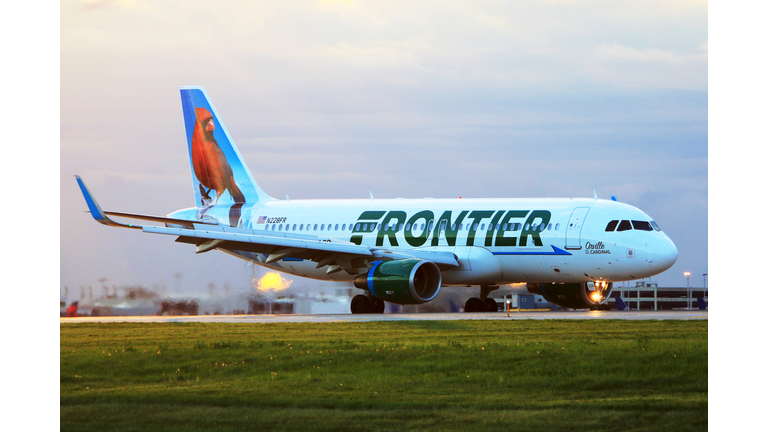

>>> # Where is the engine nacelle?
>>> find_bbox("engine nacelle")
[527,281,613,309]
[353,259,442,305]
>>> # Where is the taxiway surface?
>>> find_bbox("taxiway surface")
[61,310,707,324]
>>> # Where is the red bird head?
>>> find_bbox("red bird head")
[195,107,215,134]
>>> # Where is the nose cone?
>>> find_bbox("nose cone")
[647,235,678,275]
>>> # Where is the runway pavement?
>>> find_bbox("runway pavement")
[60,310,707,324]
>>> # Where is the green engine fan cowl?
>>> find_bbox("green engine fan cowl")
[353,259,442,305]
[528,282,614,309]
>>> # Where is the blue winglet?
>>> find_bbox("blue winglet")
[75,176,141,229]
[75,176,108,222]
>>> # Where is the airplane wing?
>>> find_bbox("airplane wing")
[76,176,459,274]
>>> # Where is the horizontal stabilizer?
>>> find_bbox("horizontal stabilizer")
[75,176,220,230]
[104,211,219,228]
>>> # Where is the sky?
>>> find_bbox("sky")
[60,0,708,298]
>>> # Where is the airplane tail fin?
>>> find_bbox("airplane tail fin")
[697,297,708,310]
[615,296,629,311]
[179,86,274,209]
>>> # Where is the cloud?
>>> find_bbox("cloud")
[588,43,707,91]
[595,43,707,64]
[80,0,151,11]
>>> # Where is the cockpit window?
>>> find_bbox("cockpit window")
[605,220,619,231]
[617,220,632,231]
[650,221,661,231]
[631,220,653,231]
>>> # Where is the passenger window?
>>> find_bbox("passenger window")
[399,223,404,231]
[335,224,339,231]
[547,223,552,230]
[605,220,619,231]
[341,224,345,231]
[314,224,318,231]
[632,220,653,231]
[617,220,632,231]
[555,223,560,231]
[292,224,297,231]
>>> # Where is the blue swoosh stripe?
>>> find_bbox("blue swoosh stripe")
[493,246,572,256]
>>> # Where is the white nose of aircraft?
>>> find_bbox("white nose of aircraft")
[646,236,678,274]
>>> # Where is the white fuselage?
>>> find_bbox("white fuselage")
[169,197,678,286]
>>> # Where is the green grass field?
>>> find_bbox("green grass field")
[60,320,707,431]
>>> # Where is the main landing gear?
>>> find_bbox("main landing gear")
[350,295,386,314]
[464,285,500,313]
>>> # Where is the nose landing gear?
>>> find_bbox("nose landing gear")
[589,281,611,310]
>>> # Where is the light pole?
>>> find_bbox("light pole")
[684,272,691,309]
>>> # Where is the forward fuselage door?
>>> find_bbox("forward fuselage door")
[565,207,590,250]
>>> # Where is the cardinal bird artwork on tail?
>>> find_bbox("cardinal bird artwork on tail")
[191,107,246,206]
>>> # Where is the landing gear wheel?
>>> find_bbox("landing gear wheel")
[351,295,372,314]
[464,297,484,313]
[370,297,386,314]
[484,298,498,312]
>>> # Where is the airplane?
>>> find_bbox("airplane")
[697,297,708,310]
[75,86,679,314]
[614,296,630,311]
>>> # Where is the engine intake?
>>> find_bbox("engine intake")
[528,281,613,309]
[354,259,442,305]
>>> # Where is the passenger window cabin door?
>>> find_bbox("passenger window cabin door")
[565,207,590,250]
[438,220,448,243]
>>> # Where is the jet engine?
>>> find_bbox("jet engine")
[527,281,613,310]
[353,259,442,305]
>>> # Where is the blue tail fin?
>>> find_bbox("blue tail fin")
[180,86,273,208]
[615,297,629,311]
[697,297,708,310]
